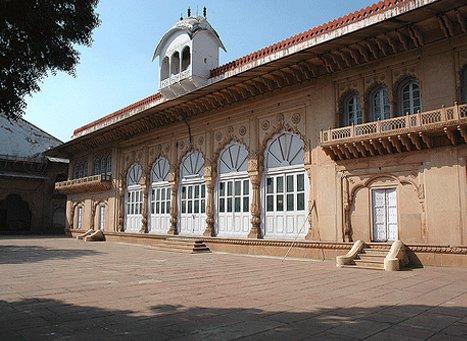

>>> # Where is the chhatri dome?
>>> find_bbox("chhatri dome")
[153,7,226,99]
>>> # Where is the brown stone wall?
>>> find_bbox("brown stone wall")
[0,162,67,233]
[64,33,467,251]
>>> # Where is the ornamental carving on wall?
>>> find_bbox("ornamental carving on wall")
[275,113,284,123]
[261,120,270,131]
[197,136,204,146]
[343,173,426,243]
[239,125,247,136]
[291,113,301,124]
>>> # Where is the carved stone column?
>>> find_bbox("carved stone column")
[248,173,262,239]
[167,172,178,235]
[204,175,215,237]
[69,203,75,230]
[90,199,96,230]
[304,166,314,240]
[117,177,126,232]
[342,176,353,242]
[140,181,149,233]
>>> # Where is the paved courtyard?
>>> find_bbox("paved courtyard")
[0,237,466,340]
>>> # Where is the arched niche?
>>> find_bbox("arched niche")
[181,46,191,71]
[171,51,180,75]
[0,194,31,231]
[161,56,169,80]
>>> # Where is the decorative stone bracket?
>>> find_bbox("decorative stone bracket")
[384,240,409,271]
[336,240,365,266]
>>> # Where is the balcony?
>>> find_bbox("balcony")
[320,103,467,160]
[55,174,112,194]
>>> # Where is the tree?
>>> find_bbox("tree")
[0,0,100,120]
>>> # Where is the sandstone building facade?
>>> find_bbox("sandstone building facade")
[50,0,467,266]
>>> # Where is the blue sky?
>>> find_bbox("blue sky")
[25,0,377,142]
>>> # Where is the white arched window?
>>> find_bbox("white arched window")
[398,79,422,116]
[125,163,143,232]
[182,46,191,71]
[179,151,205,236]
[73,161,88,179]
[217,143,250,237]
[370,87,391,121]
[149,157,171,234]
[98,205,106,231]
[171,51,180,75]
[93,154,111,177]
[342,94,362,126]
[76,206,83,229]
[263,132,308,240]
[161,56,169,80]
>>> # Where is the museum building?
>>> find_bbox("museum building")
[49,0,467,266]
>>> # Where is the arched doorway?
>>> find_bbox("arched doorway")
[125,163,143,232]
[0,194,32,231]
[179,151,205,236]
[216,142,250,237]
[149,157,171,234]
[262,132,308,239]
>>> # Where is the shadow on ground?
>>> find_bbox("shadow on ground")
[1,298,465,340]
[0,245,101,264]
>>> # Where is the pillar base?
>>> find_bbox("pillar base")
[203,226,214,237]
[167,226,178,235]
[248,226,261,239]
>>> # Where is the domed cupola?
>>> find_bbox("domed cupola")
[153,7,226,99]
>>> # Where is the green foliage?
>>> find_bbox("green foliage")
[0,0,100,120]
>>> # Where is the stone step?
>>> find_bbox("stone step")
[152,239,211,254]
[356,255,385,263]
[341,264,384,270]
[354,259,385,268]
[361,249,388,257]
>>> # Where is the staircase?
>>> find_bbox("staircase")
[342,247,389,270]
[151,238,211,254]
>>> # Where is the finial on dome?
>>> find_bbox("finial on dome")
[180,13,183,20]
[187,6,191,17]
[203,6,207,18]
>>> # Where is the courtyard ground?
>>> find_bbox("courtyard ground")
[0,236,466,340]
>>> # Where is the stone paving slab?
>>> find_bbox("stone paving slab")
[0,236,466,340]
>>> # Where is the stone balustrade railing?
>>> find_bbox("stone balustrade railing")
[55,174,112,194]
[321,103,467,144]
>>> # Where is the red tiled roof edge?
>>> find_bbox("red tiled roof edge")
[72,92,163,136]
[210,0,409,78]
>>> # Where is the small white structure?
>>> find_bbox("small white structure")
[153,9,226,98]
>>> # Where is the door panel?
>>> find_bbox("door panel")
[217,178,250,237]
[180,183,206,236]
[149,186,171,234]
[372,188,398,242]
[263,172,307,239]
